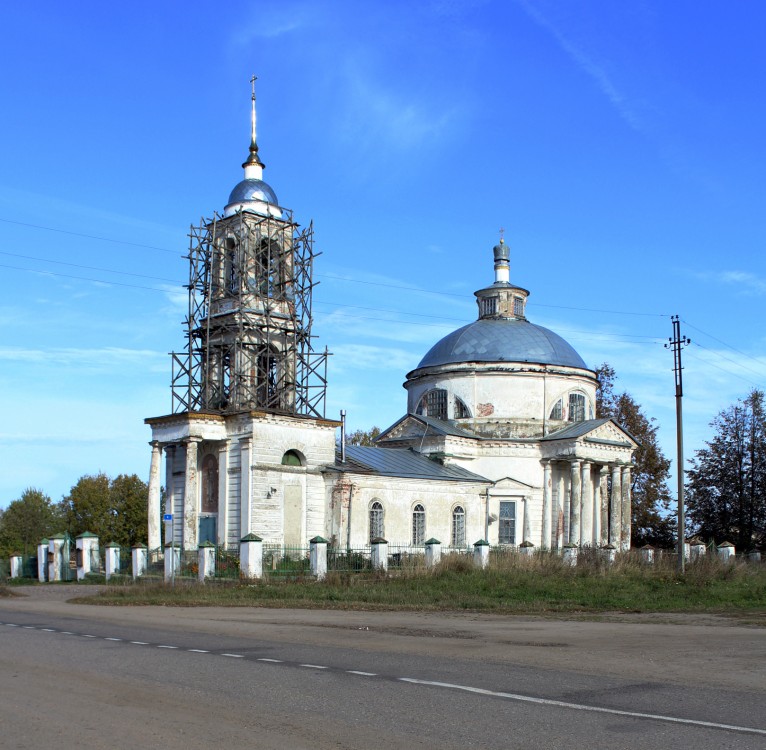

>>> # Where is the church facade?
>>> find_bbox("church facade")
[145,92,637,555]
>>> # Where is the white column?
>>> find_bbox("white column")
[560,466,570,545]
[621,465,632,551]
[522,496,531,543]
[609,465,622,548]
[147,441,163,552]
[580,461,593,546]
[48,536,65,582]
[183,438,201,551]
[599,467,609,546]
[239,437,252,537]
[76,533,99,581]
[217,440,230,547]
[569,461,581,546]
[592,467,601,546]
[555,466,565,549]
[541,461,552,549]
[165,445,176,546]
[10,555,23,579]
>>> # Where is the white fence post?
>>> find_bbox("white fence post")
[48,535,66,582]
[690,538,706,561]
[239,534,263,579]
[562,543,578,567]
[76,532,100,581]
[425,538,442,568]
[601,543,616,565]
[640,544,655,564]
[473,539,490,569]
[104,543,120,581]
[132,544,147,579]
[164,542,180,582]
[198,542,216,581]
[37,539,48,582]
[310,536,328,580]
[519,541,535,558]
[9,554,23,579]
[371,538,388,572]
[717,541,735,562]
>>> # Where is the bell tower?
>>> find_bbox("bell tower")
[171,79,328,417]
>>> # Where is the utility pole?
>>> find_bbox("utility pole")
[665,316,690,572]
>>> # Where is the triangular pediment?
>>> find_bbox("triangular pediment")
[492,476,535,491]
[542,418,638,448]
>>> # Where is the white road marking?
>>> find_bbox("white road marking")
[83,634,97,638]
[5,623,19,627]
[257,658,283,663]
[22,626,35,629]
[347,670,377,676]
[188,649,209,653]
[130,641,148,645]
[300,664,328,669]
[41,628,56,632]
[104,637,121,641]
[397,678,766,737]
[157,645,178,649]
[60,631,74,635]
[222,653,244,658]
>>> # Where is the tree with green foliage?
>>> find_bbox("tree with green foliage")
[0,488,64,555]
[595,364,675,547]
[346,426,381,446]
[686,389,766,550]
[63,473,148,547]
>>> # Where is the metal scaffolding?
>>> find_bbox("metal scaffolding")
[170,206,328,418]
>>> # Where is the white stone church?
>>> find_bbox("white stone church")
[145,93,637,555]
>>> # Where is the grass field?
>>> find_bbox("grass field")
[60,551,766,617]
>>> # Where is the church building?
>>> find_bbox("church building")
[145,89,637,555]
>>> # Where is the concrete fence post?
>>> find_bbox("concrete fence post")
[746,551,762,563]
[689,539,706,561]
[310,536,328,580]
[371,538,389,572]
[132,544,147,579]
[76,532,100,581]
[239,534,263,579]
[198,542,216,582]
[164,542,180,582]
[104,543,120,581]
[48,534,66,582]
[425,538,442,568]
[601,543,617,565]
[519,541,535,558]
[717,541,735,562]
[10,554,23,579]
[562,543,578,567]
[640,544,655,565]
[37,540,49,582]
[683,542,691,561]
[473,539,490,569]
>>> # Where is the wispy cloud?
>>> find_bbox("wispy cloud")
[516,0,644,133]
[229,2,316,45]
[693,270,766,295]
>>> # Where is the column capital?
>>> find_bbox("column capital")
[238,435,252,445]
[184,436,203,444]
[599,465,610,475]
[149,440,163,450]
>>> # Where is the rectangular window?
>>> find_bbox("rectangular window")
[479,297,498,317]
[513,296,524,317]
[498,501,516,545]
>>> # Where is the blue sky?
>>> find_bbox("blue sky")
[1,0,765,507]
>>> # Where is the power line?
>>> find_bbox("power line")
[691,340,766,382]
[0,263,179,293]
[0,217,181,255]
[685,347,764,391]
[682,318,765,369]
[0,250,179,283]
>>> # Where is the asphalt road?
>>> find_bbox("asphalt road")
[1,587,765,749]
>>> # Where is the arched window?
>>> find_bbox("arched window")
[568,393,586,423]
[416,389,448,420]
[200,454,218,514]
[549,399,563,420]
[369,501,384,543]
[451,506,466,547]
[281,450,304,466]
[224,237,238,295]
[412,504,425,546]
[454,396,471,419]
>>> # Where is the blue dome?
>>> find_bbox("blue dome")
[415,318,588,370]
[227,178,279,207]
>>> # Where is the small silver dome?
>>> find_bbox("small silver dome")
[414,318,588,370]
[227,178,279,207]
